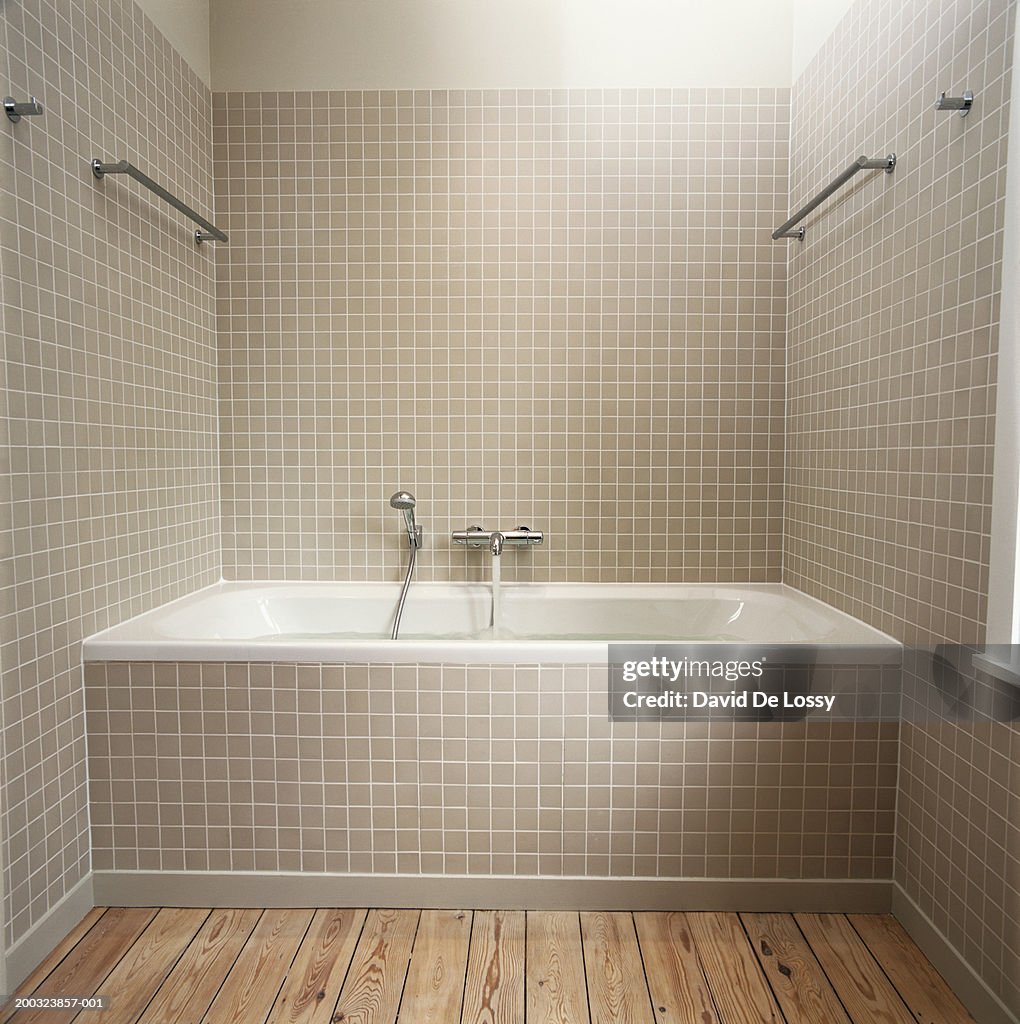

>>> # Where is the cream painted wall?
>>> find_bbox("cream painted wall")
[135,0,211,84]
[210,0,796,91]
[791,0,856,79]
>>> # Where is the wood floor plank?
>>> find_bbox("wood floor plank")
[848,915,976,1024]
[526,911,589,1024]
[79,907,209,1024]
[267,909,367,1024]
[3,906,975,1024]
[462,910,525,1024]
[137,909,262,1024]
[795,914,915,1024]
[5,908,158,1024]
[0,909,108,1024]
[581,913,654,1024]
[398,909,472,1023]
[203,909,314,1024]
[686,913,781,1024]
[331,908,420,1024]
[741,913,852,1024]
[633,912,720,1024]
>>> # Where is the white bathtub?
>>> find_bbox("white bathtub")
[82,582,899,664]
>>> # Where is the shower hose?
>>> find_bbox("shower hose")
[391,542,417,639]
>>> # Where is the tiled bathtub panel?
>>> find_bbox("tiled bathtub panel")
[85,661,898,880]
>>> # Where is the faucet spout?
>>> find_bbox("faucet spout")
[489,531,504,556]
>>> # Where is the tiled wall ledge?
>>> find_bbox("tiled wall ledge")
[85,660,898,881]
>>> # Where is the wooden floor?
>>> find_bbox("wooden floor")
[1,907,976,1024]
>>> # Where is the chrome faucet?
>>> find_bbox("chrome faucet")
[453,526,543,554]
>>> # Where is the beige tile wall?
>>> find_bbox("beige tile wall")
[786,0,1016,1012]
[0,0,220,948]
[898,652,1020,1019]
[212,88,789,584]
[1,0,1016,1009]
[0,1,13,963]
[84,660,899,880]
[785,0,1009,647]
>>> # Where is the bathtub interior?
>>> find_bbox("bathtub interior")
[83,580,899,649]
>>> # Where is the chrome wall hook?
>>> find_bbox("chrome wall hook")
[935,90,974,117]
[4,95,43,123]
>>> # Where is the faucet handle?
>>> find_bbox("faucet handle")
[508,526,543,545]
[452,526,490,546]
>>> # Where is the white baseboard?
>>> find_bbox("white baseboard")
[892,883,1020,1024]
[92,870,891,912]
[3,874,95,994]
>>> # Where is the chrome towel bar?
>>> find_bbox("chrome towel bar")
[773,153,896,241]
[91,158,228,244]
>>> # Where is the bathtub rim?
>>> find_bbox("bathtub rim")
[82,579,902,664]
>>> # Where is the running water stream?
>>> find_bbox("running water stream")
[490,553,502,637]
